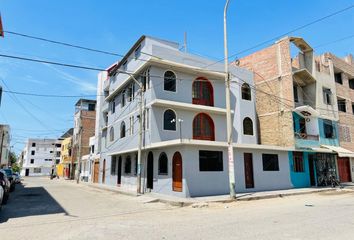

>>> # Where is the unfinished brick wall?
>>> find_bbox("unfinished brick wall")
[238,38,295,147]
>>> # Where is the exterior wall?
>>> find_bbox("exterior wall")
[238,38,295,147]
[0,125,10,167]
[288,152,311,188]
[21,139,61,176]
[101,145,292,197]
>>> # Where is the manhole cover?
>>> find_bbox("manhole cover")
[19,193,41,197]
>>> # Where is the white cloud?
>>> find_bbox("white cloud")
[43,63,97,93]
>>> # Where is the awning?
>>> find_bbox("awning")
[293,105,319,118]
[321,145,354,158]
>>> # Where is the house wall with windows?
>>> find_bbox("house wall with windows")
[21,138,61,176]
[0,124,10,167]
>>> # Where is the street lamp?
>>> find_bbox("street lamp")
[224,0,236,199]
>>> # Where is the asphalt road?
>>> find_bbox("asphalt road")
[1,177,354,240]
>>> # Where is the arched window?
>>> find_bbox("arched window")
[193,113,215,141]
[243,117,254,135]
[124,156,131,174]
[164,71,176,92]
[192,77,214,106]
[120,121,126,138]
[109,127,114,142]
[241,83,251,100]
[158,152,168,175]
[163,109,176,131]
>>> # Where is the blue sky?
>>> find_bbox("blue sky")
[0,0,353,154]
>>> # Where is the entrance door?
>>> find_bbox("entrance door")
[308,154,316,186]
[244,153,254,188]
[102,159,106,184]
[147,152,153,189]
[117,156,122,185]
[25,169,29,176]
[172,152,182,192]
[338,157,351,182]
[93,161,99,183]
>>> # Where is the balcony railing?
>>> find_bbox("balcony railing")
[294,132,319,141]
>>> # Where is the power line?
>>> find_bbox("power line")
[313,34,354,49]
[2,90,101,98]
[3,30,125,58]
[202,4,354,69]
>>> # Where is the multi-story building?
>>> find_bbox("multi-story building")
[94,35,299,197]
[72,99,96,181]
[239,36,354,187]
[81,136,96,182]
[0,124,11,167]
[21,138,61,176]
[59,136,73,178]
[322,53,354,182]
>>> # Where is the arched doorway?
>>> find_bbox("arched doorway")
[117,156,122,185]
[172,152,183,192]
[147,152,154,189]
[102,159,106,184]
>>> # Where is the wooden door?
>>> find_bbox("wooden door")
[93,162,99,183]
[172,152,183,192]
[117,157,122,185]
[338,157,351,182]
[244,153,254,188]
[147,152,153,189]
[102,159,106,184]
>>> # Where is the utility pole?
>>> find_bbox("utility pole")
[0,130,5,164]
[76,125,82,184]
[224,0,236,199]
[136,87,144,194]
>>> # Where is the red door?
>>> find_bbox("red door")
[244,153,254,188]
[338,157,351,182]
[172,152,183,192]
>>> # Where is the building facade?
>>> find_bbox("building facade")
[72,99,96,181]
[0,124,10,167]
[93,36,299,197]
[59,136,73,179]
[238,36,354,188]
[21,138,61,176]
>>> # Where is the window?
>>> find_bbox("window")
[334,73,343,84]
[293,152,304,172]
[193,113,215,141]
[31,150,35,155]
[243,117,254,135]
[352,103,354,115]
[127,84,133,102]
[262,154,279,171]
[121,90,126,107]
[158,152,168,175]
[88,103,95,111]
[199,150,223,171]
[30,159,34,164]
[122,60,127,71]
[337,98,346,112]
[192,77,214,106]
[109,127,114,142]
[164,71,176,92]
[111,156,117,175]
[120,121,126,138]
[50,151,53,153]
[299,117,306,134]
[134,45,141,59]
[241,83,252,100]
[323,120,335,138]
[55,144,61,148]
[349,79,354,90]
[91,145,95,154]
[111,100,116,113]
[32,142,36,147]
[293,85,299,103]
[323,88,332,105]
[125,156,131,174]
[163,109,176,131]
[130,116,134,135]
[34,168,41,173]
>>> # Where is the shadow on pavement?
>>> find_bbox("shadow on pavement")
[0,182,68,223]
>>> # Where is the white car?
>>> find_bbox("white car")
[0,184,4,211]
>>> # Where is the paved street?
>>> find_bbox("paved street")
[1,177,354,240]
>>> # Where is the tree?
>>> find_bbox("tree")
[9,151,20,173]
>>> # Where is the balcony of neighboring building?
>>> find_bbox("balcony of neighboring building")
[293,108,320,148]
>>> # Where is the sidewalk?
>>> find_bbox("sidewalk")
[69,179,354,207]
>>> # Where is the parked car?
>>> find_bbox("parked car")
[0,169,11,205]
[13,172,21,184]
[3,168,15,192]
